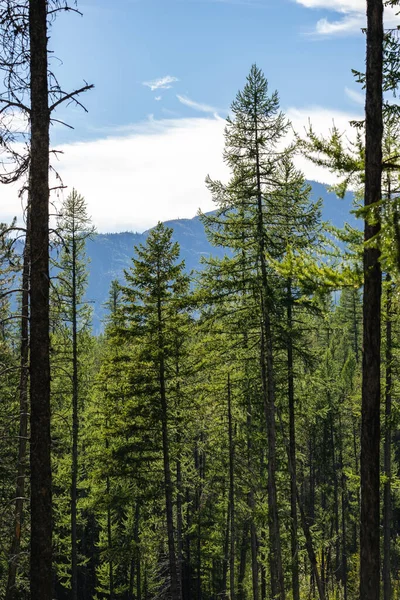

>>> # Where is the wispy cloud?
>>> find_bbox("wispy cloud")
[345,86,364,106]
[177,94,223,115]
[155,96,162,101]
[295,0,399,35]
[143,75,179,91]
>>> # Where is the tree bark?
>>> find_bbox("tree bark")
[177,455,184,599]
[71,216,79,600]
[360,1,383,599]
[383,277,392,600]
[5,210,30,600]
[338,414,348,600]
[287,280,300,600]
[228,374,235,600]
[29,0,52,598]
[222,492,230,600]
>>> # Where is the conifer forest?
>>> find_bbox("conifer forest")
[1,1,400,599]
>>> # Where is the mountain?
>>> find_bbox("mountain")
[86,215,228,332]
[85,180,358,332]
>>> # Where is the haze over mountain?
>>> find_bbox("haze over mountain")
[85,180,357,332]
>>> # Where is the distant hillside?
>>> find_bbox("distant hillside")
[85,180,358,332]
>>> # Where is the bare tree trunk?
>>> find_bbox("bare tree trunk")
[228,374,235,600]
[383,276,392,600]
[5,211,30,600]
[222,495,230,600]
[338,414,348,600]
[287,280,300,600]
[360,1,383,599]
[71,222,79,600]
[29,1,52,597]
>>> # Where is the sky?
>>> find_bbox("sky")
[1,0,398,232]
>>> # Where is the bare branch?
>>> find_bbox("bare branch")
[49,83,94,113]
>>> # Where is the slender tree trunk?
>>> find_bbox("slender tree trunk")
[228,374,235,600]
[260,530,267,600]
[277,407,325,600]
[352,290,360,363]
[177,455,184,599]
[338,414,348,600]
[351,417,359,554]
[128,501,141,600]
[330,419,340,585]
[222,494,230,600]
[5,212,30,600]
[29,1,52,598]
[160,365,180,600]
[360,1,383,599]
[383,277,392,600]
[287,280,300,600]
[156,282,179,600]
[71,225,79,600]
[106,436,114,600]
[254,109,285,600]
[296,484,325,600]
[238,521,248,600]
[250,496,259,600]
[184,488,192,600]
[260,327,284,600]
[195,439,204,600]
[246,396,259,600]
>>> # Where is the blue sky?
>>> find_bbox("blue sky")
[49,0,366,143]
[2,0,398,231]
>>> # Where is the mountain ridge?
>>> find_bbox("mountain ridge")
[85,180,358,332]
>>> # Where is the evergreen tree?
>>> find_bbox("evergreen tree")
[51,189,95,599]
[120,223,191,600]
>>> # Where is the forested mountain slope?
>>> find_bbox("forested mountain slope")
[86,180,356,331]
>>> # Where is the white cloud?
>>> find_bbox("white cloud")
[155,96,162,101]
[345,86,364,105]
[177,94,222,115]
[295,0,399,35]
[288,105,363,186]
[143,75,179,91]
[0,106,363,233]
[297,0,362,9]
[315,13,364,35]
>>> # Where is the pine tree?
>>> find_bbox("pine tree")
[121,223,191,600]
[51,189,95,599]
